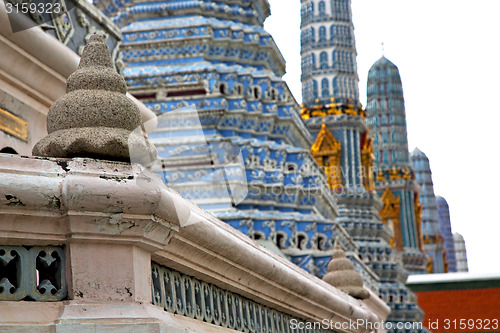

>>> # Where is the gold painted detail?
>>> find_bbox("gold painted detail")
[380,187,403,250]
[427,257,433,274]
[423,234,444,246]
[301,98,366,120]
[360,131,375,192]
[311,124,342,191]
[443,252,449,273]
[402,168,412,180]
[375,166,415,183]
[0,107,28,141]
[414,191,424,251]
[389,166,402,180]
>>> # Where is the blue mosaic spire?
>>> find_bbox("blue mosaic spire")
[436,196,457,272]
[300,0,359,106]
[367,57,410,168]
[93,0,380,291]
[411,148,447,274]
[366,57,429,275]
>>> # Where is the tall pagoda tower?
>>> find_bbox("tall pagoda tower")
[365,57,428,274]
[436,196,457,273]
[453,233,469,272]
[299,0,426,329]
[94,0,380,291]
[300,0,359,106]
[411,148,447,273]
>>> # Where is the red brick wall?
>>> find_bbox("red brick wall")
[415,288,500,332]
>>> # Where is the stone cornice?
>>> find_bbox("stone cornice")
[0,156,181,251]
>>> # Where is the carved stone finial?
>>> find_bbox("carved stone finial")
[323,241,370,300]
[33,33,157,164]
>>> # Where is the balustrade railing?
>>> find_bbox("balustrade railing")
[152,262,335,333]
[0,246,66,301]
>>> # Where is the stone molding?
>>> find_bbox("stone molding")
[0,155,181,245]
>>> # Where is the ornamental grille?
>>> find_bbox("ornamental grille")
[0,246,66,301]
[151,262,336,333]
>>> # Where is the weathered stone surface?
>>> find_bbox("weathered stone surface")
[46,90,141,132]
[78,34,113,68]
[32,127,152,162]
[32,33,156,164]
[66,67,127,94]
[323,242,370,300]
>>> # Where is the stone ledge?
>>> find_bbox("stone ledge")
[0,155,180,252]
[0,301,242,332]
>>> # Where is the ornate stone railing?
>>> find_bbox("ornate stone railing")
[0,246,66,301]
[152,262,333,333]
[0,154,389,331]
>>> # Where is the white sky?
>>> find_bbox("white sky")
[265,0,500,274]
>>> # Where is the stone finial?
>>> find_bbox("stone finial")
[323,241,370,300]
[33,33,157,164]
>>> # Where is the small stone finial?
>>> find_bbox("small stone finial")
[323,241,370,300]
[32,33,157,164]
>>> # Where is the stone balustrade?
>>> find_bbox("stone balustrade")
[0,154,389,332]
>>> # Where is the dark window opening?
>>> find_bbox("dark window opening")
[167,89,207,97]
[219,83,227,95]
[131,93,157,100]
[297,234,306,250]
[253,87,260,99]
[270,89,277,100]
[0,147,18,154]
[316,236,326,250]
[276,233,285,249]
[253,232,263,240]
